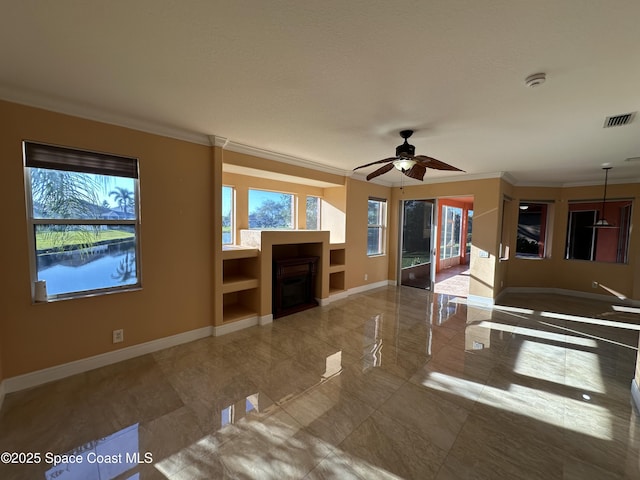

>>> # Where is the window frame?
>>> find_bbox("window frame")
[367,197,387,256]
[306,195,321,230]
[440,205,463,260]
[515,201,551,259]
[222,185,235,245]
[564,198,633,264]
[24,141,141,302]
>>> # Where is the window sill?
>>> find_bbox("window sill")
[32,286,142,304]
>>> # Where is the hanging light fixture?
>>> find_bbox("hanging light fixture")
[591,166,617,228]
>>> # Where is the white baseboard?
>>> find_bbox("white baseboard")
[467,294,495,308]
[326,291,349,303]
[0,380,5,411]
[4,325,213,394]
[632,379,640,414]
[497,287,640,306]
[348,280,392,296]
[213,316,258,336]
[259,314,273,326]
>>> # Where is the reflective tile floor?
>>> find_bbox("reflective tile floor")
[1,287,640,479]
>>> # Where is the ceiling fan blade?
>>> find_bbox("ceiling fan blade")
[366,163,394,181]
[353,157,397,171]
[404,163,426,180]
[414,155,464,172]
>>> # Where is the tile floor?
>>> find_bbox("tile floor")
[434,264,470,297]
[1,287,639,479]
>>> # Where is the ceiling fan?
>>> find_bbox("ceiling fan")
[354,130,464,181]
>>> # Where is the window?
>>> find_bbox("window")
[248,189,294,229]
[516,202,550,258]
[367,198,386,255]
[565,199,632,263]
[306,196,320,230]
[440,205,462,259]
[24,141,140,300]
[222,186,234,244]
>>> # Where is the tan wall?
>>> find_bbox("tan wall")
[345,178,393,289]
[390,177,503,299]
[0,100,213,378]
[322,186,347,243]
[505,183,639,299]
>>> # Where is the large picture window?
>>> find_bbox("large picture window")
[367,198,386,255]
[565,200,632,263]
[248,189,295,229]
[24,141,140,301]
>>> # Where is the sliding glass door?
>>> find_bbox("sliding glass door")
[399,199,434,290]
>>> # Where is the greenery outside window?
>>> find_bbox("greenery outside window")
[24,141,140,301]
[306,196,320,230]
[248,189,295,229]
[516,202,550,258]
[367,198,386,255]
[222,186,234,244]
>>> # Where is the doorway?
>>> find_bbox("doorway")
[399,199,434,290]
[434,197,474,297]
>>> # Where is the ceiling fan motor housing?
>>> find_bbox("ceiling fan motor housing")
[396,141,415,158]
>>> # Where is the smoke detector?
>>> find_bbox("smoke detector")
[524,73,546,88]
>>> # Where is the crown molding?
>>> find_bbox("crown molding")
[217,138,350,177]
[511,177,640,188]
[350,171,394,186]
[0,84,211,146]
[390,171,504,187]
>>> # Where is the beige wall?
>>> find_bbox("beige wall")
[345,178,393,290]
[0,100,213,378]
[505,183,640,298]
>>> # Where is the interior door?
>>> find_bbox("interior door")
[399,199,434,290]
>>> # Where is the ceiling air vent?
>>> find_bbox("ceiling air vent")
[603,112,636,128]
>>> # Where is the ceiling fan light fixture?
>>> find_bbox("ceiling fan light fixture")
[393,158,416,172]
[593,219,611,227]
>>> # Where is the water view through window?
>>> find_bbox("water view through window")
[25,144,140,300]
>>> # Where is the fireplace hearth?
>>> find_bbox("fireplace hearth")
[273,256,319,318]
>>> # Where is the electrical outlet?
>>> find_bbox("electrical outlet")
[364,274,368,281]
[113,329,124,343]
[592,281,598,289]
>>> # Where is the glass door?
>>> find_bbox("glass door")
[399,199,434,290]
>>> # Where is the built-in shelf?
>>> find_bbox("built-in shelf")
[329,244,346,294]
[222,300,258,323]
[222,275,259,294]
[222,246,260,325]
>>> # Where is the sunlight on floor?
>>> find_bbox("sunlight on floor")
[540,311,640,331]
[477,320,598,348]
[416,371,613,441]
[154,413,400,479]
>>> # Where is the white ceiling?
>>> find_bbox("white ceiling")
[2,0,640,186]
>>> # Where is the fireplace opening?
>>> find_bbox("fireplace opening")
[273,256,318,318]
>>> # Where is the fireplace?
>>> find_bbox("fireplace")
[273,256,319,318]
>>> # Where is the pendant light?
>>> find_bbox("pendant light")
[591,166,617,228]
